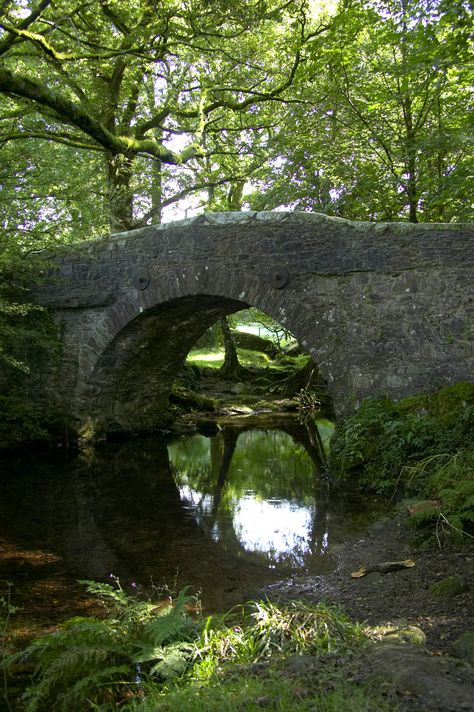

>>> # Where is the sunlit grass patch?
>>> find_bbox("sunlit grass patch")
[186,348,271,369]
[187,349,225,367]
[194,600,368,668]
[127,600,392,712]
[131,674,393,711]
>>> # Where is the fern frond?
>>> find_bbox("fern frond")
[149,642,194,679]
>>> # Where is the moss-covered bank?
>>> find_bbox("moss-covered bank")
[330,383,474,538]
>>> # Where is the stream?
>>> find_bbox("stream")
[0,415,389,618]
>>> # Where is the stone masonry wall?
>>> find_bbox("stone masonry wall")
[33,211,474,433]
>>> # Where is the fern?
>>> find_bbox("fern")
[8,580,199,710]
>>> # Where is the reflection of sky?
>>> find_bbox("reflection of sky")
[233,496,314,559]
[170,427,338,569]
[178,484,328,568]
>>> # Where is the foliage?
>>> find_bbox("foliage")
[0,0,331,232]
[1,582,17,712]
[229,308,294,350]
[9,578,198,711]
[0,244,64,445]
[197,599,368,666]
[10,591,394,712]
[404,450,474,540]
[130,678,393,712]
[249,0,474,222]
[330,384,474,535]
[0,395,64,446]
[0,249,56,368]
[0,0,472,240]
[125,600,390,712]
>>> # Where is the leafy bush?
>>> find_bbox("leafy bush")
[0,395,66,446]
[404,450,474,537]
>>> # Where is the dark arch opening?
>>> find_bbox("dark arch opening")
[83,295,329,438]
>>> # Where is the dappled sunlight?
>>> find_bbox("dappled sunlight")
[0,540,61,566]
[187,350,225,366]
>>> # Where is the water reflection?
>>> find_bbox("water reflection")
[0,417,388,613]
[170,427,331,571]
[168,420,376,575]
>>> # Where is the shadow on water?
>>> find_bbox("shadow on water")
[0,415,389,619]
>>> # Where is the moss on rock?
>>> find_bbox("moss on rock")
[428,575,468,601]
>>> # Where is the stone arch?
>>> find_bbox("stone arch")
[76,265,331,433]
[32,211,473,432]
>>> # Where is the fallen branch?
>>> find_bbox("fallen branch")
[351,559,416,578]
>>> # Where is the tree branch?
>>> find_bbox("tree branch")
[0,0,52,56]
[0,66,203,163]
[0,129,103,151]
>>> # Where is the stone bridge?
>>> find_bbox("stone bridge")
[35,211,474,435]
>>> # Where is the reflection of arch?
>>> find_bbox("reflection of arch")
[174,421,333,571]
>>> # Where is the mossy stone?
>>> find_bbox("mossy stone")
[397,382,474,427]
[428,575,468,601]
[452,631,474,662]
[383,626,426,645]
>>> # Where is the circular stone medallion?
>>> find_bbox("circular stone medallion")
[268,266,289,289]
[133,268,150,290]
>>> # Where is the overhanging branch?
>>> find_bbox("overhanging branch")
[0,66,203,164]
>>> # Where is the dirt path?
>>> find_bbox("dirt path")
[268,508,474,710]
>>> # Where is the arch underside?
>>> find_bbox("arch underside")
[84,294,250,433]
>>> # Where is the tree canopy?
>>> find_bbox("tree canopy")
[248,0,474,223]
[0,0,330,232]
[1,0,472,243]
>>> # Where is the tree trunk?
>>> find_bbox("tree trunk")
[150,158,162,225]
[400,90,419,224]
[218,317,244,379]
[227,180,245,210]
[106,151,135,232]
[211,430,239,518]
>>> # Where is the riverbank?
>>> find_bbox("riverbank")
[3,506,474,710]
[266,506,474,711]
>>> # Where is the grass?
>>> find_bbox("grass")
[186,348,310,372]
[129,673,392,712]
[5,592,397,712]
[187,347,272,369]
[125,599,393,712]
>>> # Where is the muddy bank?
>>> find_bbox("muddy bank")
[265,508,474,710]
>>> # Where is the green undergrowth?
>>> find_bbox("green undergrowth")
[131,673,390,712]
[187,347,271,369]
[4,582,393,712]
[186,347,310,372]
[0,395,66,448]
[330,383,474,540]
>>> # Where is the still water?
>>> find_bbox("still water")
[0,416,387,614]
